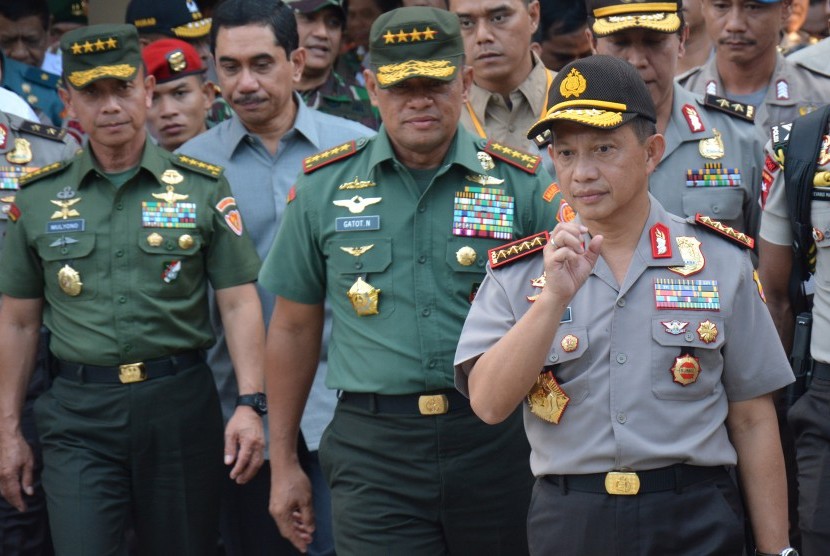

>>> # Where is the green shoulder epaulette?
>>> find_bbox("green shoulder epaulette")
[303,137,367,174]
[488,231,549,268]
[174,154,223,178]
[18,160,70,187]
[18,120,67,141]
[693,213,755,250]
[703,94,756,123]
[483,140,541,174]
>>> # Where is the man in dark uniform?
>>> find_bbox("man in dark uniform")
[0,110,77,556]
[0,24,265,555]
[260,6,562,554]
[455,54,797,556]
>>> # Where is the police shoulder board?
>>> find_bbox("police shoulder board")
[303,137,369,174]
[482,139,541,174]
[18,160,70,187]
[174,154,224,179]
[18,120,67,142]
[692,213,755,250]
[488,231,550,268]
[703,93,756,123]
[770,121,793,167]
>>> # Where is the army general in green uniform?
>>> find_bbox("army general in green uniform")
[0,24,266,556]
[261,7,563,555]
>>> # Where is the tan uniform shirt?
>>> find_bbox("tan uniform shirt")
[677,53,830,139]
[759,120,830,365]
[456,197,793,476]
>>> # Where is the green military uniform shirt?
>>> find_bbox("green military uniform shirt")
[259,125,562,394]
[0,111,78,253]
[300,70,381,130]
[0,138,261,365]
[1,57,65,126]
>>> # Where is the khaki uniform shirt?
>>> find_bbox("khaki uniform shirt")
[0,111,78,253]
[259,126,561,394]
[460,53,554,152]
[456,197,793,476]
[0,138,261,365]
[677,53,830,139]
[760,120,830,365]
[652,84,764,235]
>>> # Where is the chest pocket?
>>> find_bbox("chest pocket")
[444,236,491,301]
[35,232,97,302]
[137,231,203,298]
[651,315,725,400]
[328,237,395,318]
[681,187,744,223]
[543,326,591,405]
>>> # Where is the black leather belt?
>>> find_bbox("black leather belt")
[543,464,728,495]
[812,361,830,381]
[55,351,203,384]
[339,389,470,415]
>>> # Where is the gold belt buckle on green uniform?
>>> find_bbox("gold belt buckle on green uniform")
[418,394,449,415]
[119,362,146,383]
[604,472,640,495]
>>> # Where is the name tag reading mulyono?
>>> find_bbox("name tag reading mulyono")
[336,215,380,232]
[46,219,85,233]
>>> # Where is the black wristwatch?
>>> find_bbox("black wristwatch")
[755,548,799,556]
[236,393,268,416]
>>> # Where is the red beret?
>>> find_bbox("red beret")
[142,38,205,84]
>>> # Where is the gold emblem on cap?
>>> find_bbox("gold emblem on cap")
[560,334,579,352]
[58,264,83,296]
[147,232,163,247]
[178,234,194,249]
[699,128,725,160]
[560,68,587,99]
[160,169,184,185]
[697,320,718,343]
[456,246,477,266]
[527,371,570,424]
[6,138,33,164]
[347,277,381,316]
[167,50,187,72]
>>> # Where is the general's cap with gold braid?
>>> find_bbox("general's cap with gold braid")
[587,0,681,36]
[61,24,142,89]
[369,6,464,88]
[527,55,656,144]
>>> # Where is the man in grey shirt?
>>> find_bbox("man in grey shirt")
[178,1,373,554]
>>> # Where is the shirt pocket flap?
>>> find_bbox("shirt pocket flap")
[328,238,392,274]
[545,326,589,366]
[652,315,725,350]
[137,232,202,256]
[682,187,743,221]
[36,232,95,262]
[445,236,489,273]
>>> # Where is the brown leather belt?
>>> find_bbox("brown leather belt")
[55,351,203,384]
[543,464,728,495]
[339,389,470,415]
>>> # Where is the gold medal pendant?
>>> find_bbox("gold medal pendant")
[57,264,83,296]
[527,371,570,424]
[347,277,380,316]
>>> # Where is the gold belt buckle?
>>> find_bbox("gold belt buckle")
[418,394,449,415]
[119,362,146,384]
[604,471,640,495]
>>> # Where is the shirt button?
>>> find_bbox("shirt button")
[115,249,124,257]
[124,344,132,352]
[712,206,720,214]
[354,262,363,270]
[116,203,123,210]
[616,298,626,308]
[418,205,426,213]
[118,296,127,304]
[422,308,431,317]
[549,353,559,363]
[60,247,68,255]
[685,332,695,342]
[616,413,627,424]
[616,353,627,364]
[166,241,175,250]
[418,255,427,264]
[508,125,515,133]
[428,360,437,369]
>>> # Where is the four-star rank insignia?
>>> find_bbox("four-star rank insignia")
[694,214,754,249]
[671,354,701,386]
[483,140,541,174]
[303,141,360,174]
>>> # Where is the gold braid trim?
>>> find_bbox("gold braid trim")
[377,60,455,86]
[593,13,680,35]
[547,109,623,128]
[67,64,137,88]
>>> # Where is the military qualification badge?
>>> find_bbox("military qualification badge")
[671,354,701,386]
[57,264,83,296]
[697,320,718,343]
[527,371,570,424]
[347,276,380,316]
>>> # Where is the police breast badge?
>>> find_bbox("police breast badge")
[527,371,570,424]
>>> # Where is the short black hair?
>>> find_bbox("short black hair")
[0,0,49,30]
[210,0,299,56]
[534,0,587,43]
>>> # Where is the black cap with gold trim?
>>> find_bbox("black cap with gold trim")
[527,55,656,144]
[126,0,212,40]
[369,6,464,89]
[587,0,681,37]
[61,24,143,90]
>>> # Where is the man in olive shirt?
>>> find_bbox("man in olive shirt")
[261,7,562,554]
[0,24,265,555]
